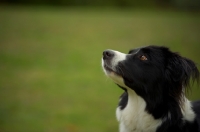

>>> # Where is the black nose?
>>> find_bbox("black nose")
[103,50,114,60]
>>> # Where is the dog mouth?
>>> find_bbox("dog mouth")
[103,63,114,73]
[103,61,126,88]
[103,62,122,77]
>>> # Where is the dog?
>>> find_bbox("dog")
[101,45,200,132]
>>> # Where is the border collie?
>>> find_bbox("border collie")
[101,45,200,132]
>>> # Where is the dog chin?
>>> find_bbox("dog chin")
[103,68,125,88]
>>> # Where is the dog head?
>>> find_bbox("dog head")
[102,45,199,118]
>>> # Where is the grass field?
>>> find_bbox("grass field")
[0,6,200,132]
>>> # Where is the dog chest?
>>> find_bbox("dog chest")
[116,90,162,132]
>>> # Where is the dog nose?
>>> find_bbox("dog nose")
[103,50,114,60]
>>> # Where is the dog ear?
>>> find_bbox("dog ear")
[165,53,199,104]
[165,53,199,88]
[180,57,199,88]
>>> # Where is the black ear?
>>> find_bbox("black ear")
[165,53,199,88]
[181,57,199,88]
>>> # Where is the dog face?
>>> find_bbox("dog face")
[102,46,168,95]
[102,46,166,88]
[102,46,199,118]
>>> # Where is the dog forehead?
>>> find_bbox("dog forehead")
[128,48,141,54]
[128,46,160,55]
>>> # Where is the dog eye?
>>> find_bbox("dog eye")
[140,55,148,61]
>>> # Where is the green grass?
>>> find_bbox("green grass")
[0,6,200,132]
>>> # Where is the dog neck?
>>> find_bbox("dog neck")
[116,88,162,132]
[116,88,196,132]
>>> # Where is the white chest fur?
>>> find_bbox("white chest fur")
[116,89,162,132]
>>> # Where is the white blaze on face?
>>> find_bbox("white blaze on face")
[111,50,127,70]
[102,50,127,88]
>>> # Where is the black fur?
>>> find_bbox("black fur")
[110,46,200,131]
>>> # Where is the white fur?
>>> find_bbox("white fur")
[111,50,126,70]
[116,88,162,132]
[181,98,195,122]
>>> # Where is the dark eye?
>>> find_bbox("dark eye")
[140,55,148,61]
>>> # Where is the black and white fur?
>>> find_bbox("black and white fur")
[102,45,200,132]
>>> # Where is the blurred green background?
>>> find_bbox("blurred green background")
[0,1,200,132]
